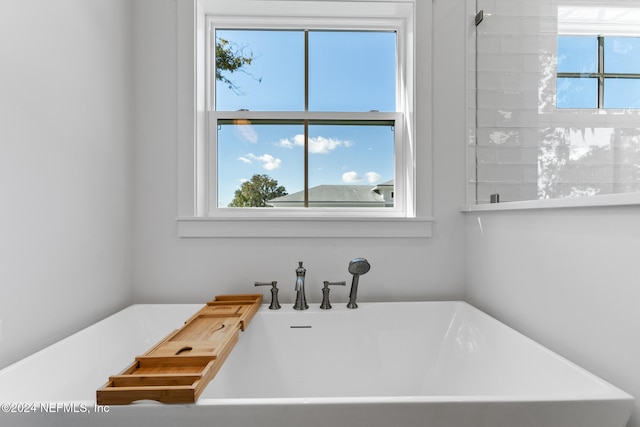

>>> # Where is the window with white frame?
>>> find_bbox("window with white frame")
[212,28,399,211]
[195,0,416,219]
[177,0,430,237]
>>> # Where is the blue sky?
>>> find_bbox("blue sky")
[215,29,396,207]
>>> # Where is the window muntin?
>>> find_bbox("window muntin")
[211,27,399,211]
[557,35,640,109]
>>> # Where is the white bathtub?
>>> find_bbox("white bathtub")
[0,301,633,427]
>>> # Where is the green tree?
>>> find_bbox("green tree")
[216,38,260,94]
[229,174,287,207]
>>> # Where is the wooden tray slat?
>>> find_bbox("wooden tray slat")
[209,293,262,302]
[97,294,261,405]
[110,374,202,387]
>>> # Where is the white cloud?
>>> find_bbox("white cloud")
[278,134,352,154]
[245,153,281,171]
[342,171,362,183]
[237,156,252,164]
[277,135,302,149]
[342,171,383,184]
[310,136,352,154]
[364,172,382,183]
[259,154,281,170]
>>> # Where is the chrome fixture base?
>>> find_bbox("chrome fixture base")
[255,281,281,310]
[320,281,346,309]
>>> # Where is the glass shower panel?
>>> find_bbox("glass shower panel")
[469,0,640,205]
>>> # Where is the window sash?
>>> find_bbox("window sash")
[206,111,405,217]
[207,18,404,113]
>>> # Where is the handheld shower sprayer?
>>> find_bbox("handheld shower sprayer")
[347,258,370,309]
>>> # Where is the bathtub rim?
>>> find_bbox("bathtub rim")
[0,300,634,407]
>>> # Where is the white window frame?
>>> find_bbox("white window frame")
[208,19,405,217]
[176,0,433,237]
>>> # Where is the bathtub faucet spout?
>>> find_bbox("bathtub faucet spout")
[293,261,309,310]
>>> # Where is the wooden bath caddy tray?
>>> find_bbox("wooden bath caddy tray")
[96,294,262,405]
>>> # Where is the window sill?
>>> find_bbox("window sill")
[461,192,640,213]
[177,216,433,238]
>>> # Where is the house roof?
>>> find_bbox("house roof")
[268,185,386,205]
[375,179,394,187]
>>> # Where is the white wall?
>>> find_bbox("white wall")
[131,0,467,305]
[0,0,134,368]
[466,207,640,427]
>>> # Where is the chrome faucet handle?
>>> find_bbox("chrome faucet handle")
[255,281,281,310]
[320,281,346,310]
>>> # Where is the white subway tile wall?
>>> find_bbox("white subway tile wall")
[468,0,640,204]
